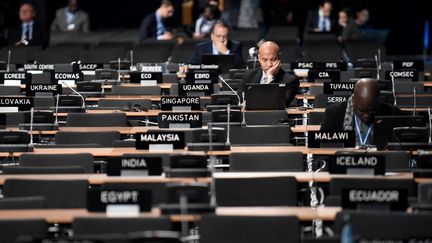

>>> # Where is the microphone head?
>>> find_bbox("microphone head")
[248,47,256,58]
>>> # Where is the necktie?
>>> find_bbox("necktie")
[23,24,29,40]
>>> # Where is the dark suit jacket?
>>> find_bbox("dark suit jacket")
[189,40,243,68]
[139,12,158,41]
[341,22,367,42]
[320,101,405,131]
[238,67,300,107]
[305,10,334,32]
[7,21,49,47]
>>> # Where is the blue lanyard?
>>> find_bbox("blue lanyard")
[354,114,372,146]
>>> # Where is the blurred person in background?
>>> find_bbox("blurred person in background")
[50,0,90,34]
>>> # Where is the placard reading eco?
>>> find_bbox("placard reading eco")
[160,96,201,111]
[130,71,162,85]
[87,188,152,212]
[135,131,185,150]
[53,72,84,86]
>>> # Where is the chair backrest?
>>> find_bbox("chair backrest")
[72,217,172,235]
[243,111,289,125]
[215,176,298,206]
[0,85,21,95]
[3,179,89,208]
[66,113,128,127]
[418,183,432,203]
[55,131,121,147]
[0,196,46,209]
[308,111,325,125]
[345,40,386,62]
[19,153,94,173]
[395,82,425,94]
[229,152,304,172]
[0,219,47,243]
[228,125,291,145]
[199,215,300,243]
[110,85,161,95]
[3,166,87,174]
[98,99,152,110]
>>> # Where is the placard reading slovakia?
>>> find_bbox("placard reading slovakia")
[0,72,31,85]
[157,112,203,128]
[160,96,201,111]
[308,131,355,148]
[135,131,185,151]
[25,84,62,96]
[0,96,33,112]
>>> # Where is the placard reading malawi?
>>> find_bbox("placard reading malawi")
[87,188,152,212]
[25,84,62,96]
[160,96,201,111]
[0,97,33,111]
[135,131,185,150]
[342,188,408,210]
[308,131,355,148]
[330,154,385,175]
[106,156,163,176]
[157,112,203,128]
[0,72,31,85]
[323,82,355,94]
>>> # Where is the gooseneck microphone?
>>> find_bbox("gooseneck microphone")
[413,86,417,116]
[428,107,431,144]
[61,81,86,110]
[6,50,11,72]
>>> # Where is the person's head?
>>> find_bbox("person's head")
[258,41,281,73]
[352,78,381,124]
[67,0,79,13]
[158,0,175,19]
[19,3,35,23]
[338,8,350,26]
[210,20,230,44]
[319,0,332,17]
[202,4,220,20]
[355,8,369,25]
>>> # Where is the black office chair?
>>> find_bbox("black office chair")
[98,99,152,110]
[18,153,94,173]
[227,125,292,145]
[0,219,47,243]
[303,39,343,62]
[134,40,175,63]
[229,152,304,172]
[0,46,41,64]
[199,215,300,243]
[110,85,161,96]
[0,85,22,95]
[72,217,172,235]
[344,40,386,62]
[243,110,290,125]
[66,113,128,127]
[308,111,325,125]
[215,176,298,206]
[0,196,46,209]
[2,179,89,208]
[80,46,127,63]
[37,45,82,63]
[55,131,121,147]
[394,82,425,94]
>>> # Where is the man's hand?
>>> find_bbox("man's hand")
[159,31,174,40]
[265,60,281,80]
[214,40,229,54]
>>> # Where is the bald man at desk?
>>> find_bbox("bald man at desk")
[321,78,404,146]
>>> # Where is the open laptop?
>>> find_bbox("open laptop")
[202,54,235,74]
[245,83,286,110]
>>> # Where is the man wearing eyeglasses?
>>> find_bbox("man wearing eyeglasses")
[321,79,404,146]
[237,41,299,107]
[189,19,243,68]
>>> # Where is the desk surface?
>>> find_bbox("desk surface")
[0,206,342,223]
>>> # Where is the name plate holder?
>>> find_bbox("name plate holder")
[0,72,31,86]
[178,83,214,97]
[308,70,341,83]
[54,72,84,87]
[158,112,203,129]
[342,188,408,211]
[385,71,419,82]
[79,63,103,75]
[0,97,34,112]
[160,96,201,111]
[130,70,163,86]
[185,70,218,84]
[25,84,62,97]
[330,154,386,175]
[308,131,355,148]
[106,156,163,176]
[323,82,355,95]
[135,131,185,151]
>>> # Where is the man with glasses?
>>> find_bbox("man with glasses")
[321,79,404,146]
[237,41,299,106]
[189,19,243,67]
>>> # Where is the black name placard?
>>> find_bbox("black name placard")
[185,71,218,84]
[106,156,163,176]
[130,72,162,84]
[187,64,220,71]
[393,60,424,71]
[158,112,203,128]
[385,71,418,81]
[308,131,355,148]
[330,154,385,175]
[78,63,103,71]
[160,96,201,111]
[325,94,350,106]
[308,70,340,82]
[0,97,34,111]
[23,63,55,71]
[342,188,408,210]
[292,62,314,69]
[178,83,214,96]
[87,188,152,212]
[314,62,348,71]
[25,84,62,96]
[53,72,83,82]
[0,72,31,85]
[323,82,355,94]
[136,131,185,150]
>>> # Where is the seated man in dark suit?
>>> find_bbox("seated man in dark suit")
[305,0,334,33]
[341,7,369,42]
[238,41,299,106]
[189,19,243,68]
[7,3,49,47]
[139,0,175,41]
[321,78,404,146]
